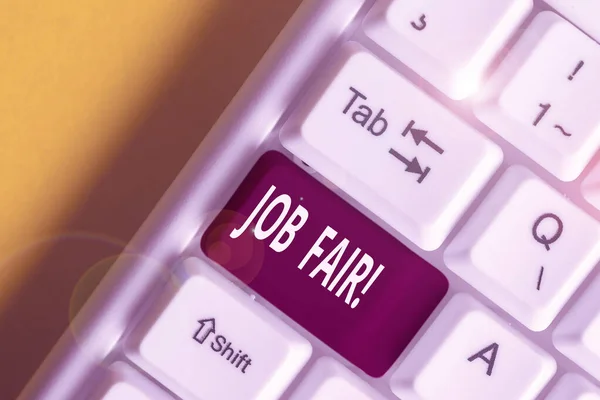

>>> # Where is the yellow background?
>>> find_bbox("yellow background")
[0,0,300,397]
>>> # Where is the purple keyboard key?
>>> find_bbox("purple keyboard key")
[201,151,448,377]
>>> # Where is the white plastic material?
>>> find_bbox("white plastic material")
[92,363,173,400]
[364,0,532,99]
[282,44,502,251]
[545,0,600,43]
[391,294,556,400]
[18,2,600,399]
[545,373,600,400]
[554,274,600,381]
[446,166,600,331]
[476,12,600,181]
[289,358,384,400]
[127,258,311,400]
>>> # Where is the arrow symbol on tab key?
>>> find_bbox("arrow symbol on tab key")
[193,318,216,344]
[402,120,445,155]
[389,149,431,184]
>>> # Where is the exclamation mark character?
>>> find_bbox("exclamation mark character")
[569,61,584,81]
[350,265,385,309]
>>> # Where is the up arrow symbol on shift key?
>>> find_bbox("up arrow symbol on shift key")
[193,318,216,344]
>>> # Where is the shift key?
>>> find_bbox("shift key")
[201,151,449,377]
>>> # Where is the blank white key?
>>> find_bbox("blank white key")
[93,363,172,400]
[281,43,502,251]
[289,358,384,400]
[476,12,600,181]
[391,294,556,400]
[445,166,600,331]
[99,384,149,400]
[127,258,312,400]
[363,0,532,99]
[554,274,600,380]
[545,0,600,43]
[546,374,600,400]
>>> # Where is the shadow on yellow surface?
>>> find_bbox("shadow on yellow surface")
[0,0,301,397]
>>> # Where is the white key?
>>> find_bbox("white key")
[289,358,384,400]
[546,374,600,400]
[363,0,532,99]
[99,384,150,400]
[545,0,600,43]
[281,43,502,251]
[445,166,600,331]
[93,363,172,400]
[126,258,312,400]
[390,294,556,400]
[475,12,600,181]
[582,161,600,211]
[554,274,600,380]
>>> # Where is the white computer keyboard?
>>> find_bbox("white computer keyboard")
[20,0,600,399]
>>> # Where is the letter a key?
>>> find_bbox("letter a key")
[391,294,556,400]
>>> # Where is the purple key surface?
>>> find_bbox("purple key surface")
[201,151,448,377]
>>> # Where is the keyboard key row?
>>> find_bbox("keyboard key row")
[93,360,385,400]
[91,361,600,400]
[198,150,599,343]
[364,3,600,182]
[282,13,600,250]
[102,251,600,400]
[93,5,600,399]
[102,257,567,400]
[276,27,600,331]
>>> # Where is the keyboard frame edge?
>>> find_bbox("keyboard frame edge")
[18,0,370,398]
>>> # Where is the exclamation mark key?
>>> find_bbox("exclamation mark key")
[201,151,449,377]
